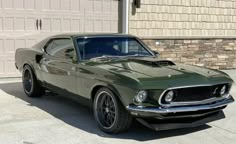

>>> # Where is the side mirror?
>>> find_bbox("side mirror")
[152,51,160,57]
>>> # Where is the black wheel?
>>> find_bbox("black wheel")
[22,65,44,97]
[93,88,132,134]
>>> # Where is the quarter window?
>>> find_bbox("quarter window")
[45,39,76,60]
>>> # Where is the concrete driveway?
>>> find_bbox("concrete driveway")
[0,82,235,144]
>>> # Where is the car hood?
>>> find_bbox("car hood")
[89,57,233,89]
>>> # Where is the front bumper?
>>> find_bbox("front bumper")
[126,96,234,131]
[136,110,225,131]
[127,96,234,115]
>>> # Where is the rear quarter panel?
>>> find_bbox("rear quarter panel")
[15,48,43,81]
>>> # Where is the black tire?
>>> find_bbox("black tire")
[93,87,132,134]
[22,65,44,97]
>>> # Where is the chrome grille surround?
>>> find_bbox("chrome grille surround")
[158,83,232,107]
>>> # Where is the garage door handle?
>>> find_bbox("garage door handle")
[39,19,42,30]
[36,19,39,30]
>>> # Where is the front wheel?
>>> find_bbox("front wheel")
[93,88,132,134]
[22,65,44,97]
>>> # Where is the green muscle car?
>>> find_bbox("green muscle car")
[15,33,234,133]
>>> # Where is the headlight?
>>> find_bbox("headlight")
[164,90,175,103]
[135,90,148,103]
[220,85,227,95]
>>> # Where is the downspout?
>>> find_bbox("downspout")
[122,0,129,34]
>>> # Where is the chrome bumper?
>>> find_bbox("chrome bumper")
[127,96,234,114]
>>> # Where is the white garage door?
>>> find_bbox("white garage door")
[0,0,120,78]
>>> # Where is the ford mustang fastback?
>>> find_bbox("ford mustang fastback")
[15,33,234,133]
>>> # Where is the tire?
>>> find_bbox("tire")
[22,65,44,97]
[93,87,132,134]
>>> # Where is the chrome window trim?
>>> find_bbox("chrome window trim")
[158,82,232,107]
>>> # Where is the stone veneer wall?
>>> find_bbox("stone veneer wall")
[142,38,236,69]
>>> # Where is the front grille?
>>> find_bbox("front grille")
[161,83,230,104]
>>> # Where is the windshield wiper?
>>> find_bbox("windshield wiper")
[90,55,124,61]
[90,54,154,62]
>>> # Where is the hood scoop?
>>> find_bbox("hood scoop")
[129,57,175,67]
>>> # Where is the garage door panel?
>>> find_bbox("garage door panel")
[0,55,20,77]
[2,0,13,9]
[13,0,24,9]
[0,18,2,32]
[42,18,51,32]
[15,39,26,50]
[61,0,70,11]
[111,20,118,32]
[0,61,4,75]
[71,19,81,32]
[26,18,37,31]
[35,0,42,10]
[103,20,111,32]
[85,19,94,32]
[84,0,93,13]
[103,0,112,13]
[70,0,81,11]
[51,18,61,32]
[24,0,35,10]
[62,19,71,32]
[3,17,14,31]
[4,39,15,54]
[5,59,16,74]
[15,17,25,31]
[94,20,102,32]
[111,0,119,13]
[42,0,51,10]
[94,0,102,12]
[26,39,36,48]
[0,40,3,53]
[51,0,61,10]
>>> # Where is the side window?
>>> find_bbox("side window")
[47,39,76,60]
[127,40,149,55]
[44,40,54,54]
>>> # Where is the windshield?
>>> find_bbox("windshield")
[76,37,153,60]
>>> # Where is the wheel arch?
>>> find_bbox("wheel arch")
[23,62,38,81]
[91,83,126,107]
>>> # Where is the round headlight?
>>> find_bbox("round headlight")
[135,90,148,103]
[165,90,174,103]
[220,85,227,95]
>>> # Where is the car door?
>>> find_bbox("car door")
[41,38,78,95]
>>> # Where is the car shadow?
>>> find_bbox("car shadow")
[0,82,211,141]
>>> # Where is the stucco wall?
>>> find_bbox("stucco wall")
[129,0,236,37]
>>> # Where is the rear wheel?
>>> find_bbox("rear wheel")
[22,65,44,97]
[93,88,132,133]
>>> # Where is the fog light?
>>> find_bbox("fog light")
[220,85,227,95]
[165,90,174,103]
[135,90,148,103]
